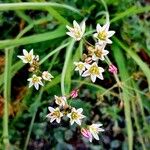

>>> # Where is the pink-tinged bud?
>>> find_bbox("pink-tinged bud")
[108,64,117,74]
[70,89,79,98]
[81,128,92,142]
[85,57,92,64]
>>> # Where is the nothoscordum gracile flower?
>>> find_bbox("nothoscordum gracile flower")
[81,128,92,142]
[92,44,109,61]
[89,123,104,141]
[46,107,63,123]
[108,64,117,74]
[27,74,43,90]
[70,89,79,98]
[74,61,86,75]
[66,20,85,41]
[94,22,115,45]
[82,62,104,82]
[54,95,67,107]
[17,49,35,64]
[67,107,85,125]
[42,71,54,81]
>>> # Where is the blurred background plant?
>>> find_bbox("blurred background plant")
[0,0,150,150]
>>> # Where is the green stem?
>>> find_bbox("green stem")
[3,48,13,149]
[61,39,75,95]
[23,88,44,150]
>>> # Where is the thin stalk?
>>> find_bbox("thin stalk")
[3,48,13,149]
[61,39,75,95]
[131,98,146,150]
[23,88,44,150]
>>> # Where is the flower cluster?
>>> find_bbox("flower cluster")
[46,94,85,125]
[17,49,53,90]
[46,90,104,142]
[66,20,117,82]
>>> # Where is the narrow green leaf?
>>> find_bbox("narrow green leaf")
[0,26,66,49]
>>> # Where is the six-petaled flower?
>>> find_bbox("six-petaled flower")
[17,49,35,64]
[54,95,67,107]
[94,22,115,45]
[27,74,43,90]
[42,71,54,81]
[82,62,104,82]
[89,123,104,141]
[66,20,85,41]
[74,61,86,75]
[67,107,85,125]
[46,107,63,123]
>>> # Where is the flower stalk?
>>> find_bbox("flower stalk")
[3,48,13,149]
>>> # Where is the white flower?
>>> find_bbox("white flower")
[94,22,115,44]
[89,123,104,141]
[46,107,63,123]
[17,49,35,64]
[27,74,43,90]
[66,20,85,41]
[42,71,54,81]
[74,61,86,75]
[82,62,104,82]
[92,44,109,61]
[54,95,67,107]
[67,107,85,125]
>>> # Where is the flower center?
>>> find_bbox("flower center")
[89,65,99,75]
[95,49,103,57]
[25,54,32,62]
[52,110,60,118]
[98,31,107,40]
[74,28,81,38]
[90,127,98,134]
[56,98,63,105]
[32,76,40,83]
[77,63,84,70]
[71,112,79,120]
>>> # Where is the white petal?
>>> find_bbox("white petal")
[93,33,98,38]
[96,24,102,33]
[66,25,73,31]
[73,20,80,29]
[28,82,33,88]
[75,119,81,125]
[102,22,110,31]
[92,54,98,61]
[80,20,85,34]
[98,40,105,45]
[66,32,75,38]
[70,119,74,125]
[29,49,34,55]
[107,31,115,38]
[84,63,91,69]
[106,39,112,44]
[56,118,61,123]
[82,70,90,77]
[79,70,83,75]
[48,107,54,112]
[50,117,55,123]
[34,83,39,90]
[92,133,99,140]
[39,81,43,86]
[77,108,83,113]
[23,49,28,56]
[97,74,104,80]
[91,75,96,82]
